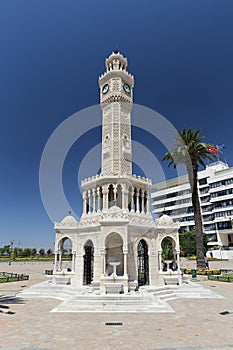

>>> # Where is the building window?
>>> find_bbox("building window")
[199,178,208,185]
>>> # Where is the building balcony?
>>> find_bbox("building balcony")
[211,194,233,202]
[209,184,233,193]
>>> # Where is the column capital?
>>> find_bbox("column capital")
[102,184,109,192]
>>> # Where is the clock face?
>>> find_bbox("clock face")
[102,84,109,94]
[123,84,131,93]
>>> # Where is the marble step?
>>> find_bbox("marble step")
[51,297,174,313]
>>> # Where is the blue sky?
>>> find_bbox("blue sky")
[1,0,233,250]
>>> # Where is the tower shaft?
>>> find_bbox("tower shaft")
[99,51,134,176]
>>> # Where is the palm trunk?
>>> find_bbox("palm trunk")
[188,164,206,270]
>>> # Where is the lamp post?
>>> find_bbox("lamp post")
[9,240,14,265]
[219,244,223,260]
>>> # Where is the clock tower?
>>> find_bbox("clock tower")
[99,50,134,176]
[52,50,182,293]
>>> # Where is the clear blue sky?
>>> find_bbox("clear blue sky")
[1,0,233,250]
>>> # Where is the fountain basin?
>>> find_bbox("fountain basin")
[105,282,123,294]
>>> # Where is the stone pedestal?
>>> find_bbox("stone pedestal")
[159,270,182,286]
[99,275,129,294]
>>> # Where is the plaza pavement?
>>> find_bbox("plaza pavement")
[0,259,233,350]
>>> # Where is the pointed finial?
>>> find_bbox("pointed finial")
[114,43,119,54]
[68,210,72,215]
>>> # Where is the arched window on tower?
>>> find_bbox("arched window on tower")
[144,191,148,213]
[108,184,115,208]
[139,189,143,213]
[122,134,130,152]
[116,184,122,208]
[103,134,111,160]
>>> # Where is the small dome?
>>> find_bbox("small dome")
[156,214,174,227]
[108,205,121,212]
[61,215,78,225]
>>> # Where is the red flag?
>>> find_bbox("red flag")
[208,145,218,153]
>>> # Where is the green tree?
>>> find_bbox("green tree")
[12,247,19,259]
[161,238,173,260]
[2,245,10,255]
[47,248,52,255]
[31,248,37,256]
[179,230,208,257]
[39,248,45,256]
[163,128,217,269]
[179,231,196,257]
[22,248,32,257]
[18,248,23,256]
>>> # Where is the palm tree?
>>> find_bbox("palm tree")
[163,128,218,269]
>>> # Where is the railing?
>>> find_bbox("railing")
[0,272,29,282]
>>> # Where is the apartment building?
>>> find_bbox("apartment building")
[152,161,233,259]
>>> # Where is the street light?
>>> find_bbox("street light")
[9,240,14,265]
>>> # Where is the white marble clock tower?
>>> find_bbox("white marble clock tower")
[53,50,181,291]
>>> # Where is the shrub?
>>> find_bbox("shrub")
[184,268,221,275]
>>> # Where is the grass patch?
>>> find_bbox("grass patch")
[0,276,19,283]
[0,256,71,262]
[208,275,233,283]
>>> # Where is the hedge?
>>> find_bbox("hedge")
[184,268,221,275]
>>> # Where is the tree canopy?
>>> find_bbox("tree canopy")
[163,128,218,269]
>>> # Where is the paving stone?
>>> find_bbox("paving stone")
[1,260,233,349]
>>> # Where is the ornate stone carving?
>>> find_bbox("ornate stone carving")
[54,215,79,229]
[155,214,179,228]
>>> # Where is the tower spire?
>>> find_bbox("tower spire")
[115,43,119,54]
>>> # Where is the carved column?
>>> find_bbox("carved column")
[53,251,58,272]
[101,248,106,275]
[72,251,76,271]
[158,250,162,271]
[58,250,62,271]
[122,187,128,210]
[136,190,140,213]
[92,189,96,213]
[113,184,117,204]
[176,250,180,271]
[121,186,125,209]
[141,190,145,213]
[88,190,92,213]
[125,189,129,210]
[83,191,87,214]
[102,186,108,210]
[130,189,134,212]
[123,249,128,275]
[97,187,101,212]
[146,192,150,213]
